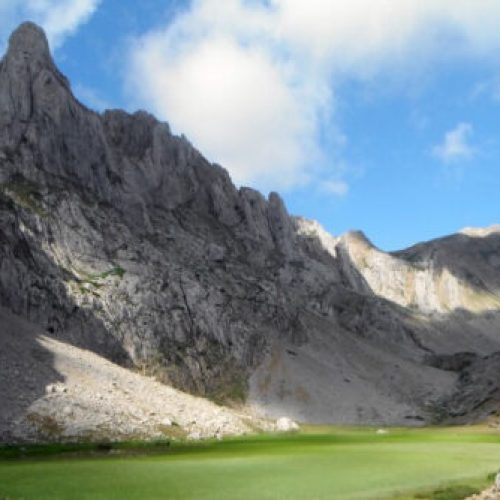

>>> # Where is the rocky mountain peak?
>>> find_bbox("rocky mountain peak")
[340,230,375,252]
[0,22,72,156]
[6,22,51,65]
[460,224,500,238]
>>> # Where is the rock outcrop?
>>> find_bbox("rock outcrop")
[1,23,500,436]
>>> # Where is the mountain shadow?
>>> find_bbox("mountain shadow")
[0,307,63,442]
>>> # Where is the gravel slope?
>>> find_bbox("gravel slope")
[0,308,264,442]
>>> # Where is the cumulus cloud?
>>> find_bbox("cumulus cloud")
[126,0,500,191]
[0,0,100,50]
[127,1,325,189]
[129,34,319,188]
[433,123,475,163]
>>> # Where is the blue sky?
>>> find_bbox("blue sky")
[2,1,500,251]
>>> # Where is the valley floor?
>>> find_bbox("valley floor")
[1,426,500,499]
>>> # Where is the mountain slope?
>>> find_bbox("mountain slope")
[1,23,500,434]
[338,225,500,313]
[0,307,254,442]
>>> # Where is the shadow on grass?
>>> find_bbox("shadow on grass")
[0,440,174,462]
[403,471,499,500]
[414,484,479,499]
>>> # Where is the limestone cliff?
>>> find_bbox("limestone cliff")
[335,225,500,313]
[1,23,500,435]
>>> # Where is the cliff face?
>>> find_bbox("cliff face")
[337,227,500,314]
[2,23,500,428]
[0,22,330,400]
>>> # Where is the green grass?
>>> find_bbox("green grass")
[0,427,499,499]
[0,440,174,460]
[70,266,126,295]
[93,267,126,280]
[78,266,126,285]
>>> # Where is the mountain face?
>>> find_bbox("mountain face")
[1,23,500,432]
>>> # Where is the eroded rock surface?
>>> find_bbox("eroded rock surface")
[1,23,500,436]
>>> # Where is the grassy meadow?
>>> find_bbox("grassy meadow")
[1,426,499,499]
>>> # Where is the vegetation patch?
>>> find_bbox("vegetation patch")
[1,427,500,499]
[0,179,47,217]
[25,413,63,439]
[409,470,499,499]
[0,426,500,500]
[157,422,187,440]
[0,440,173,461]
[207,374,248,406]
[79,266,126,284]
[414,484,480,499]
[154,339,248,407]
[91,267,126,280]
[70,266,126,295]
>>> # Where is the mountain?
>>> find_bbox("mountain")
[1,23,500,440]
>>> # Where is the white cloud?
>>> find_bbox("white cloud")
[126,0,325,190]
[274,1,500,73]
[0,0,100,50]
[129,34,318,188]
[126,1,500,191]
[320,180,349,197]
[433,123,475,163]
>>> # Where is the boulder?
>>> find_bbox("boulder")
[276,417,299,432]
[160,417,172,427]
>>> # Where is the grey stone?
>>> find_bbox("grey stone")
[1,22,500,438]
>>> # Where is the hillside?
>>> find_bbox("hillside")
[1,22,500,440]
[0,307,257,442]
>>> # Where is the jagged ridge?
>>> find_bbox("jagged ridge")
[1,23,500,438]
